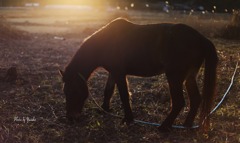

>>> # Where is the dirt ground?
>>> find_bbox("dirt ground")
[0,8,240,143]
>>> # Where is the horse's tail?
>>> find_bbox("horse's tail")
[200,40,218,130]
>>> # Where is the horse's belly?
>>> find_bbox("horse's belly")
[126,62,165,77]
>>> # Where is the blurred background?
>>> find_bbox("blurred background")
[0,0,240,13]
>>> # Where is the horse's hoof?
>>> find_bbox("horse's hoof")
[66,113,83,124]
[183,123,193,128]
[121,118,134,126]
[158,125,172,132]
[101,104,111,112]
[66,117,79,125]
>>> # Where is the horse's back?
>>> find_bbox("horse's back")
[94,20,173,75]
[81,19,213,76]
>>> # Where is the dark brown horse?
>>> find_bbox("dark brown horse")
[60,18,218,131]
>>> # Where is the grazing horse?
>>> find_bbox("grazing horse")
[60,18,218,131]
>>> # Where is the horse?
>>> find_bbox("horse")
[60,18,218,132]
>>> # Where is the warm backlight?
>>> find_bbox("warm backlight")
[45,0,105,6]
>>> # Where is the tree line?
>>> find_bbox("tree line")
[108,0,240,12]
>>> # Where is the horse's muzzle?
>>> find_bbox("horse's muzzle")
[66,112,82,123]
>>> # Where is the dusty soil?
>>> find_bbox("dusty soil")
[0,8,240,143]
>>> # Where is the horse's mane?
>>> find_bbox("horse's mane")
[82,18,131,43]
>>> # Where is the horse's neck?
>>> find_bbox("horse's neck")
[67,47,96,81]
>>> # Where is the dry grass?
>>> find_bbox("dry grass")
[0,8,240,143]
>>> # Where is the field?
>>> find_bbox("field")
[0,8,240,143]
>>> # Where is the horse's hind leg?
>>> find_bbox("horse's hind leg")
[101,74,115,111]
[183,75,201,127]
[159,73,185,131]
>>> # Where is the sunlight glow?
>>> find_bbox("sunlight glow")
[46,0,104,6]
[130,3,134,8]
[44,0,107,11]
[34,0,110,21]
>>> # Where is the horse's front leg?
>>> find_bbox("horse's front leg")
[101,73,115,112]
[115,75,134,124]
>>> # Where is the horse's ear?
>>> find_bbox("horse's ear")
[59,70,64,77]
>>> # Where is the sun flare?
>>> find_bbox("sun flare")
[45,0,105,6]
[42,0,107,17]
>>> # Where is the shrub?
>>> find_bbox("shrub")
[221,10,240,39]
[231,10,240,26]
[0,16,29,41]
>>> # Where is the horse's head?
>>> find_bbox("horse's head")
[59,70,89,122]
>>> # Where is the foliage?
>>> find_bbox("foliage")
[221,11,240,39]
